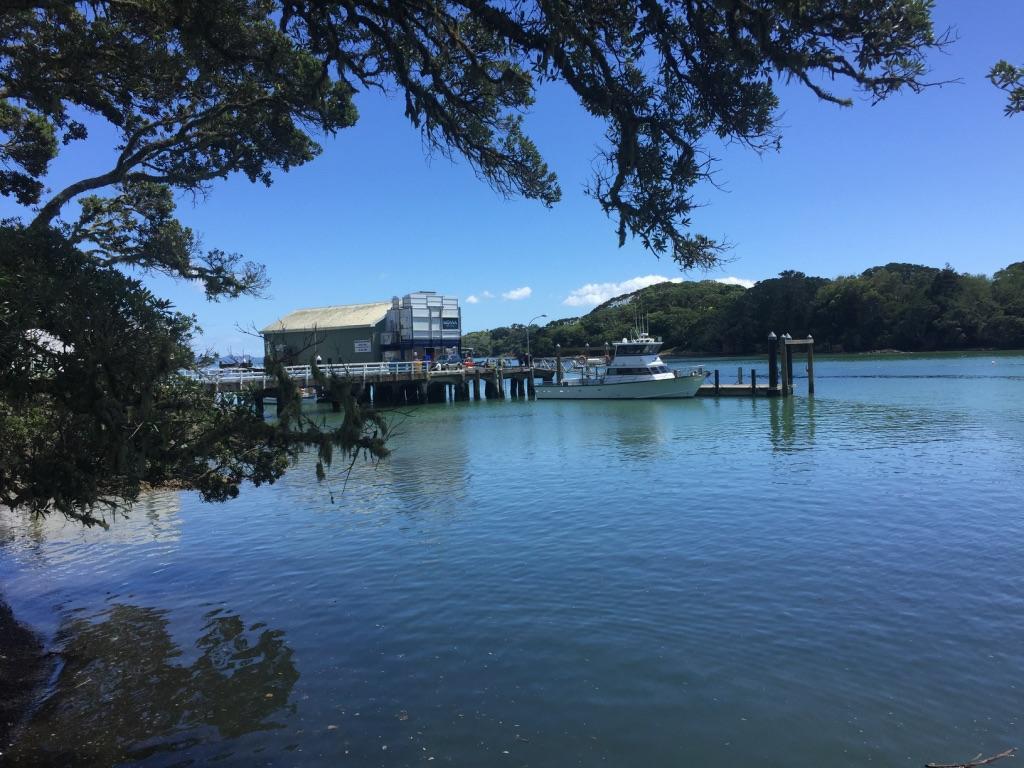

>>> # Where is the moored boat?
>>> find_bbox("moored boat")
[536,333,705,400]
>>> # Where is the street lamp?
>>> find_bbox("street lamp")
[525,313,547,364]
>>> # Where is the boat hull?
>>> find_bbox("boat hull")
[535,372,705,400]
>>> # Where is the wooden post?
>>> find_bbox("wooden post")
[737,366,743,385]
[779,341,789,396]
[472,375,480,400]
[806,335,815,395]
[786,340,794,392]
[751,369,756,395]
[527,375,536,397]
[714,369,720,394]
[768,332,778,391]
[555,344,563,385]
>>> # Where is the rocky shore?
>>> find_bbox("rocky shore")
[0,601,48,753]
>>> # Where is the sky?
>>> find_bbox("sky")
[4,1,1023,354]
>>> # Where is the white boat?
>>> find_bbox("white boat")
[536,334,706,400]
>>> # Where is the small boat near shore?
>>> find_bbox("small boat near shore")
[536,333,705,400]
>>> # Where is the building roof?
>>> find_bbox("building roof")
[261,301,391,334]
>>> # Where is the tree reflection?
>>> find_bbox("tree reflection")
[8,604,298,765]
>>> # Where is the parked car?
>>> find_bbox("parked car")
[433,354,464,370]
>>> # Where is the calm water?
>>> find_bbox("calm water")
[2,352,1023,766]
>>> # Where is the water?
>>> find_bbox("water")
[2,352,1023,766]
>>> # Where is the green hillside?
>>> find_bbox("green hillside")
[463,262,1024,356]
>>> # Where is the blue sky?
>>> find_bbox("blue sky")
[4,1,1022,354]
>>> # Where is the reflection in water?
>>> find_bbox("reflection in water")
[769,395,818,452]
[381,406,472,507]
[0,490,182,552]
[7,605,298,766]
[608,403,670,459]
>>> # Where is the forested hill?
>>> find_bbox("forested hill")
[462,262,1024,356]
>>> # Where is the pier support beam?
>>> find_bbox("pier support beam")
[786,339,794,392]
[806,335,815,395]
[472,376,480,400]
[427,383,446,403]
[768,332,778,391]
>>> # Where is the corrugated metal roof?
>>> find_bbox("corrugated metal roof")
[261,301,391,333]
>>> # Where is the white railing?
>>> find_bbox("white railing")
[186,360,525,387]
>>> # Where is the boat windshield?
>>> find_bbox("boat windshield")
[613,343,660,356]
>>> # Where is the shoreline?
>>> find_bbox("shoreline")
[660,346,1017,359]
[0,599,49,752]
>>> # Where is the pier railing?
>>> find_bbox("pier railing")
[186,360,554,389]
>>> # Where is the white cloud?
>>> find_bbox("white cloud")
[481,290,494,299]
[466,295,480,304]
[502,286,532,300]
[716,276,756,289]
[563,275,682,307]
[563,273,758,307]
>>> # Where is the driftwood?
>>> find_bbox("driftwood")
[926,748,1016,768]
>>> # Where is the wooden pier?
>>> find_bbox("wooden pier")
[198,361,557,414]
[694,333,815,398]
[198,332,815,412]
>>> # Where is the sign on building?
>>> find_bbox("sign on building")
[442,318,460,330]
[354,340,372,353]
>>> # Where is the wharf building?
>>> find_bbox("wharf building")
[261,291,461,365]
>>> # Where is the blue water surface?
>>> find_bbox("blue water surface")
[2,351,1022,766]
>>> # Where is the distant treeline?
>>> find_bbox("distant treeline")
[462,262,1024,356]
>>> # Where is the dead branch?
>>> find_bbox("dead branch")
[926,747,1016,768]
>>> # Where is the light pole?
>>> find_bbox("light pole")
[525,314,547,364]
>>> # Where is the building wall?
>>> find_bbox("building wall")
[381,291,462,361]
[263,319,386,365]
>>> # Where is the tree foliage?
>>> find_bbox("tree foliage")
[989,60,1024,116]
[0,1,947,520]
[479,262,1024,357]
[0,226,389,524]
[3,1,945,267]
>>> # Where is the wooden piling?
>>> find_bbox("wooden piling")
[779,343,786,396]
[427,383,445,403]
[806,336,815,395]
[768,332,778,390]
[714,369,720,394]
[737,366,743,385]
[472,375,480,400]
[751,369,756,394]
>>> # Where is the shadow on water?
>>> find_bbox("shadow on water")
[7,604,298,766]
